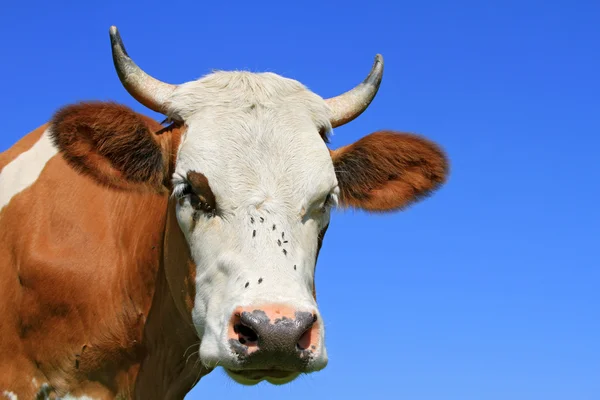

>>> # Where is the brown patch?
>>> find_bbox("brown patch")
[163,197,197,321]
[331,130,448,212]
[184,259,197,312]
[187,171,217,212]
[49,102,181,192]
[1,105,193,398]
[0,146,169,397]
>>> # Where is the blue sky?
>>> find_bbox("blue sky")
[2,0,599,399]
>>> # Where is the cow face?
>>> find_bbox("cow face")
[99,26,449,385]
[168,72,336,383]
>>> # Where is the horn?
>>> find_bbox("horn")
[109,26,177,114]
[325,54,384,128]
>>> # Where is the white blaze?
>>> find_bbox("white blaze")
[0,129,58,211]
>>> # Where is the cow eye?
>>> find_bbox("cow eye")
[175,184,215,215]
[175,183,216,216]
[190,193,214,214]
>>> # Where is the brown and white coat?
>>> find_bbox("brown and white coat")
[0,27,448,399]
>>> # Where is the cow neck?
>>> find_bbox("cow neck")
[133,197,209,399]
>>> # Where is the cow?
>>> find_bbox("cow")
[0,26,448,399]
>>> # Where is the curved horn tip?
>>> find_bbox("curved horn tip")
[107,25,177,115]
[367,54,384,84]
[109,26,120,44]
[109,26,129,56]
[325,54,385,128]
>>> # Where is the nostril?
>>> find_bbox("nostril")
[297,313,318,351]
[235,323,258,344]
[297,328,312,350]
[232,312,259,346]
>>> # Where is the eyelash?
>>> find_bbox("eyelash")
[175,184,215,215]
[182,184,193,197]
[174,183,192,198]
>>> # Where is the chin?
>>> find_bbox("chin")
[225,368,301,386]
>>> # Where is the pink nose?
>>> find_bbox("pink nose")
[228,305,321,366]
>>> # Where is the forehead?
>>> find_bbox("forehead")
[170,71,337,204]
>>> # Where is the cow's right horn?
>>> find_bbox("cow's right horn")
[325,55,384,128]
[109,26,177,115]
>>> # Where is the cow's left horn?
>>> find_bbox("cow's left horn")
[325,55,384,128]
[109,26,177,115]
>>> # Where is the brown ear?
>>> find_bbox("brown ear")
[50,102,177,192]
[331,130,449,212]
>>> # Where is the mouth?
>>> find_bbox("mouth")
[224,368,301,385]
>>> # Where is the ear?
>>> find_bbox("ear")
[331,130,449,212]
[50,102,179,192]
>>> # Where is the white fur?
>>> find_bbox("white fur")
[169,71,337,371]
[0,129,58,211]
[2,391,17,400]
[31,383,95,400]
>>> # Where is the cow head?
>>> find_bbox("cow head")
[104,27,448,384]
